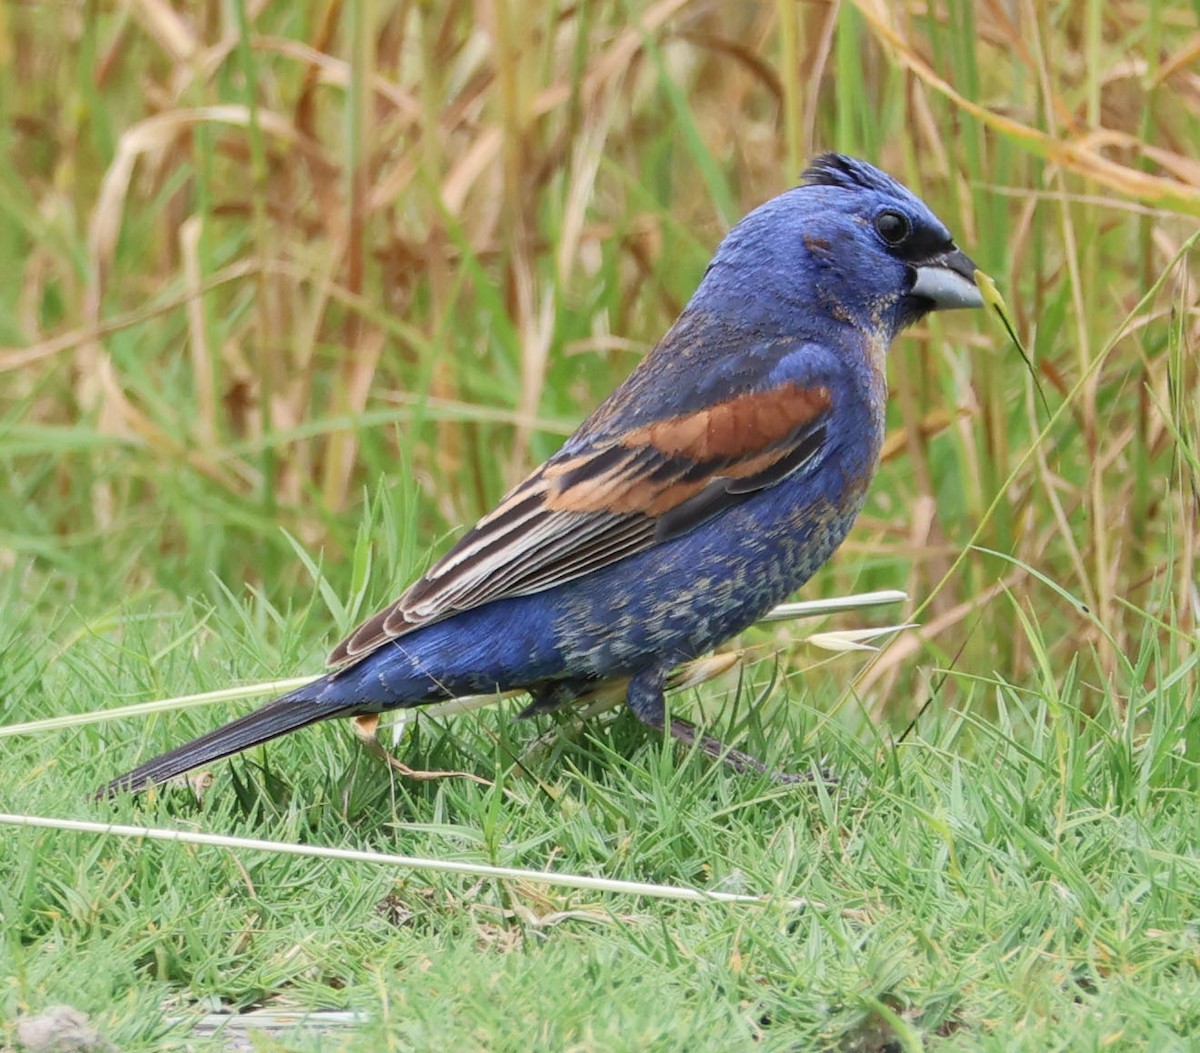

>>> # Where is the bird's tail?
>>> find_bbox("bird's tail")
[97,680,351,798]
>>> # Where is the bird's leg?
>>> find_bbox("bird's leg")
[625,663,825,786]
[352,711,503,789]
[517,679,597,718]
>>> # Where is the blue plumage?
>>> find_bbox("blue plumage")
[100,154,982,795]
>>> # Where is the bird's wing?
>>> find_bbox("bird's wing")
[328,346,836,666]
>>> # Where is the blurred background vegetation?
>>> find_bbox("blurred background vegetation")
[2,0,1195,721]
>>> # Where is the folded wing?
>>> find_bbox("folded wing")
[329,363,833,666]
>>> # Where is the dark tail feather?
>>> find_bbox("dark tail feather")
[97,682,350,798]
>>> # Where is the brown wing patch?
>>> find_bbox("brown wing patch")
[623,383,830,461]
[327,382,833,668]
[542,451,641,512]
[543,453,710,516]
[542,384,831,518]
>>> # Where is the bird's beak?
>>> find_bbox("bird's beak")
[910,247,983,311]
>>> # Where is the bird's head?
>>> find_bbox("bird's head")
[697,153,982,344]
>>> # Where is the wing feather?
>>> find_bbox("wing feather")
[328,369,834,666]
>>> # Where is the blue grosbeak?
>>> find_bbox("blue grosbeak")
[100,154,982,796]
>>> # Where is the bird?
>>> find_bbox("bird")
[99,153,983,797]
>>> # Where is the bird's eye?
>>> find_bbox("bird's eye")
[874,210,910,247]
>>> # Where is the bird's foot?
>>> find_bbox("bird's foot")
[666,716,834,786]
[626,663,833,787]
[352,713,502,789]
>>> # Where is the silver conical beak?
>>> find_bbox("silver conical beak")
[911,247,983,311]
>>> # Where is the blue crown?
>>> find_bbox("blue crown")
[801,154,904,195]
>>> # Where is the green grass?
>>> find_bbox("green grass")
[2,1,1199,1049]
